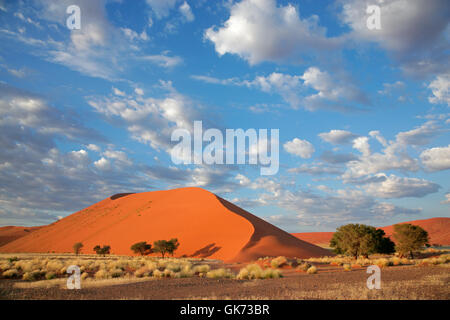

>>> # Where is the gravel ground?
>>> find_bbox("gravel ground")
[1,265,449,300]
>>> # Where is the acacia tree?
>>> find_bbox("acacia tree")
[152,240,168,258]
[93,245,111,256]
[73,242,83,255]
[393,224,429,258]
[166,238,180,257]
[153,239,180,258]
[330,224,395,259]
[131,241,152,256]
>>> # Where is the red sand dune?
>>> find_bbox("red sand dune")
[292,217,450,246]
[0,187,330,262]
[0,226,42,247]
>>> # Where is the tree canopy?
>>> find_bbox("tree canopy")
[130,241,152,256]
[330,224,395,258]
[153,238,180,258]
[393,223,429,258]
[93,245,111,256]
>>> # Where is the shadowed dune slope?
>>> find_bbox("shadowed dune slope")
[292,217,450,246]
[0,226,42,247]
[0,188,330,262]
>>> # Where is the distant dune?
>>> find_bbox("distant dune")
[0,187,330,262]
[292,217,450,246]
[0,226,42,247]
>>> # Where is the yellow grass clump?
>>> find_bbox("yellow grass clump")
[94,269,110,279]
[2,268,19,278]
[193,264,210,274]
[206,268,235,279]
[306,266,317,274]
[237,264,282,280]
[297,263,312,272]
[270,256,287,268]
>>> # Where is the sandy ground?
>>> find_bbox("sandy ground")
[1,265,448,300]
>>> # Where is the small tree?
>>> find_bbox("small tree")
[393,224,429,258]
[153,239,180,258]
[330,224,394,259]
[131,241,152,256]
[166,238,180,257]
[73,242,83,255]
[153,240,168,258]
[93,245,111,256]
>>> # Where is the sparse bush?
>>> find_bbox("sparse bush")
[297,263,311,272]
[193,264,210,274]
[46,260,64,273]
[2,268,19,278]
[176,267,195,278]
[163,269,175,277]
[262,268,282,279]
[391,257,401,266]
[152,269,164,278]
[375,258,392,268]
[110,268,123,278]
[135,267,152,278]
[166,262,182,272]
[22,271,40,281]
[306,266,317,274]
[206,268,235,279]
[270,256,287,268]
[45,272,56,280]
[343,264,352,271]
[94,269,109,279]
[236,264,280,280]
[0,261,12,271]
[14,260,35,273]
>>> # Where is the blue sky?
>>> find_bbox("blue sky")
[0,0,449,232]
